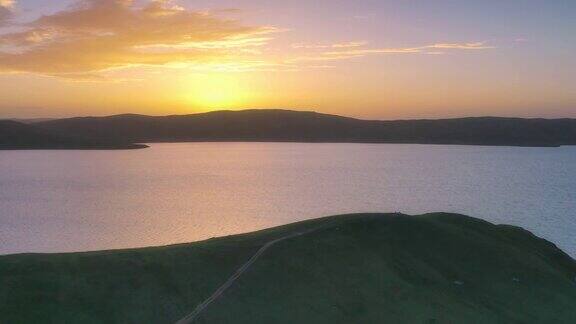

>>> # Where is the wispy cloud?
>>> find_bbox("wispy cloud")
[0,0,277,78]
[426,42,494,50]
[292,41,368,49]
[293,41,495,62]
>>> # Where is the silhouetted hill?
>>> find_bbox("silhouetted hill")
[1,213,575,323]
[0,120,147,150]
[36,109,576,147]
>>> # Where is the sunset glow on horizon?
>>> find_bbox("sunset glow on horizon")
[0,0,575,119]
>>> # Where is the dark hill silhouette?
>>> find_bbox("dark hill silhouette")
[0,120,146,150]
[36,109,576,147]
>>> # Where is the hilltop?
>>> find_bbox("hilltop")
[1,213,575,323]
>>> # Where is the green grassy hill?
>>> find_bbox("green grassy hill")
[1,213,575,323]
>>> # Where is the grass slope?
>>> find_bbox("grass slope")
[1,213,575,323]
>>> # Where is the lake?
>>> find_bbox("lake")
[1,143,575,256]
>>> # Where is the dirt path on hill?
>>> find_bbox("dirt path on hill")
[175,227,323,324]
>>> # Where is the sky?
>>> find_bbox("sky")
[0,0,574,119]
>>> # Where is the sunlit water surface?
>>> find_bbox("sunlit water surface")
[1,143,575,256]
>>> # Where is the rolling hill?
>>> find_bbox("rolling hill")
[36,109,576,147]
[0,120,147,150]
[1,213,575,323]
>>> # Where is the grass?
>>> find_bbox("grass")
[1,213,575,323]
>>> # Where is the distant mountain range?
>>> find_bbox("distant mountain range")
[2,109,576,149]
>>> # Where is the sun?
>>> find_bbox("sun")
[197,87,241,108]
[184,74,249,110]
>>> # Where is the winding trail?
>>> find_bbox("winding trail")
[175,227,323,324]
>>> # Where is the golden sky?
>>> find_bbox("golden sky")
[0,0,575,119]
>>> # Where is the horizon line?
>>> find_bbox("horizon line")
[3,108,576,123]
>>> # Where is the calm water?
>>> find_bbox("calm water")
[1,143,575,256]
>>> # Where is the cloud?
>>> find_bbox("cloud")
[293,41,495,62]
[0,0,15,7]
[0,1,497,79]
[426,42,494,50]
[0,0,276,78]
[0,7,10,25]
[0,0,15,26]
[292,41,368,49]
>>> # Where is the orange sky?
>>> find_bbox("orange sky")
[0,0,575,119]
